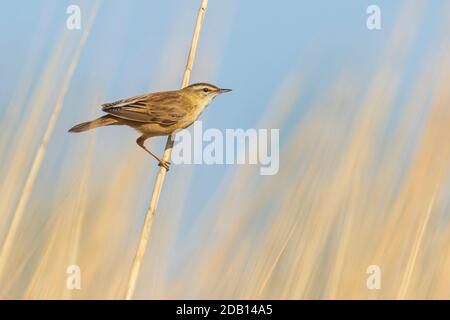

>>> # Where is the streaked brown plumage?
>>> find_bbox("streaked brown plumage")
[68,83,231,170]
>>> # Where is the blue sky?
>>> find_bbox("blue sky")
[3,0,444,134]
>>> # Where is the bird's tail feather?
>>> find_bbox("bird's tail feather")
[68,115,119,133]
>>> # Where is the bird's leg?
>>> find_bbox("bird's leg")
[136,136,170,171]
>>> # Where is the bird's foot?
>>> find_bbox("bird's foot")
[158,160,171,171]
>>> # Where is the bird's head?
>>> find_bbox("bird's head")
[183,83,232,105]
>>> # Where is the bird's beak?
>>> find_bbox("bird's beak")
[219,88,232,94]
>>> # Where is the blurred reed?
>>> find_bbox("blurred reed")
[0,0,449,300]
[0,1,101,292]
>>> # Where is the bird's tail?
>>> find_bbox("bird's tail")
[68,115,119,133]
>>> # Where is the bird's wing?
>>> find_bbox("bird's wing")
[101,91,189,126]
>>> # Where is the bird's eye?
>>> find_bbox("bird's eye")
[203,88,209,93]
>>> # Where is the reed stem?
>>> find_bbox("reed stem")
[125,0,209,300]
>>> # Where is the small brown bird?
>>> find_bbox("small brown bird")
[69,83,231,170]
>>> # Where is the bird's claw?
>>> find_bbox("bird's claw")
[158,160,171,171]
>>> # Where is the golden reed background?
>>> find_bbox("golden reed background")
[0,1,449,299]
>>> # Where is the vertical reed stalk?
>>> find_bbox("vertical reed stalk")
[125,0,209,300]
[397,188,437,299]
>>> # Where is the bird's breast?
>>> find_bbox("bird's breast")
[183,101,209,125]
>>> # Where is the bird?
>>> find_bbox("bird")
[68,83,231,170]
